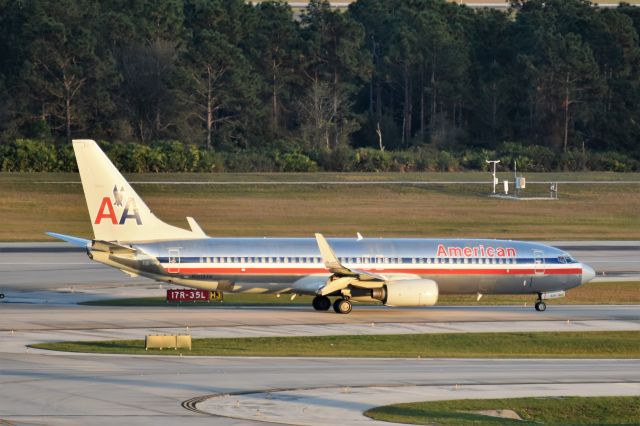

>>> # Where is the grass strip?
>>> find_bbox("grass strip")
[32,331,640,358]
[79,282,640,307]
[364,396,640,425]
[4,172,640,241]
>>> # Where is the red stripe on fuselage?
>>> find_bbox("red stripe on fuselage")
[162,266,582,276]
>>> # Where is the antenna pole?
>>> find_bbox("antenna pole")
[486,160,500,194]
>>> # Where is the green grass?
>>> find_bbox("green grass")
[2,172,640,241]
[364,396,640,425]
[31,331,640,358]
[79,282,640,307]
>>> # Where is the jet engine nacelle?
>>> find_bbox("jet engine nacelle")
[381,279,439,307]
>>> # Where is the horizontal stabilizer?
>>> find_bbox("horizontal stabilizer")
[92,240,137,254]
[46,232,90,248]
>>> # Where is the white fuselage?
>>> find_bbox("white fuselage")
[106,237,593,296]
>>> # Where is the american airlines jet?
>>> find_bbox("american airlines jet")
[48,140,595,314]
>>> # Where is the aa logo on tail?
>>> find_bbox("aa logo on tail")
[94,184,142,225]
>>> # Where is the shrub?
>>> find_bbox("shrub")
[0,141,15,171]
[199,149,224,172]
[560,149,588,171]
[312,145,355,171]
[460,148,495,171]
[589,151,639,172]
[279,152,318,172]
[436,151,459,171]
[224,149,280,172]
[496,142,556,172]
[56,143,77,172]
[413,146,439,171]
[160,141,188,172]
[0,138,638,173]
[14,139,58,172]
[353,148,390,172]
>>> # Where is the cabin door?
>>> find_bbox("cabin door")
[533,250,545,275]
[168,248,181,274]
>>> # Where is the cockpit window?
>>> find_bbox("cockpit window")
[558,255,577,264]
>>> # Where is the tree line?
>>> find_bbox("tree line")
[1,0,639,172]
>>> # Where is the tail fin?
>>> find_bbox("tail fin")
[73,139,203,243]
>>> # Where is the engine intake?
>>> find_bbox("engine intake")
[376,279,439,307]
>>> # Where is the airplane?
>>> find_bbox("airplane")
[47,139,596,314]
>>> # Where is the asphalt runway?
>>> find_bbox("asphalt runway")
[1,242,639,425]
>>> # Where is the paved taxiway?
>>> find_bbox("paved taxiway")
[1,303,639,425]
[1,304,639,355]
[1,242,639,425]
[1,353,639,425]
[2,303,640,332]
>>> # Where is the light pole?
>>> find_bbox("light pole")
[486,160,500,194]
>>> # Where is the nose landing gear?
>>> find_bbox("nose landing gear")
[535,292,547,311]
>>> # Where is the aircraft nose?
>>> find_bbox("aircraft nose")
[581,264,596,284]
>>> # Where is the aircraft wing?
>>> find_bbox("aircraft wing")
[315,233,386,281]
[311,233,392,296]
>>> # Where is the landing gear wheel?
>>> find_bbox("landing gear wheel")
[312,295,331,311]
[535,301,547,312]
[333,298,352,314]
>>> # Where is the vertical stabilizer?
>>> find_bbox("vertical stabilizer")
[73,139,201,242]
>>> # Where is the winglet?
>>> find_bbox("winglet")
[356,232,363,240]
[315,233,344,272]
[314,233,386,282]
[186,217,207,237]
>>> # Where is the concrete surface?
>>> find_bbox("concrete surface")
[2,303,640,332]
[2,353,639,426]
[198,382,640,425]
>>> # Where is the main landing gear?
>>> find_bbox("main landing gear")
[333,298,352,314]
[312,295,331,311]
[312,296,352,314]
